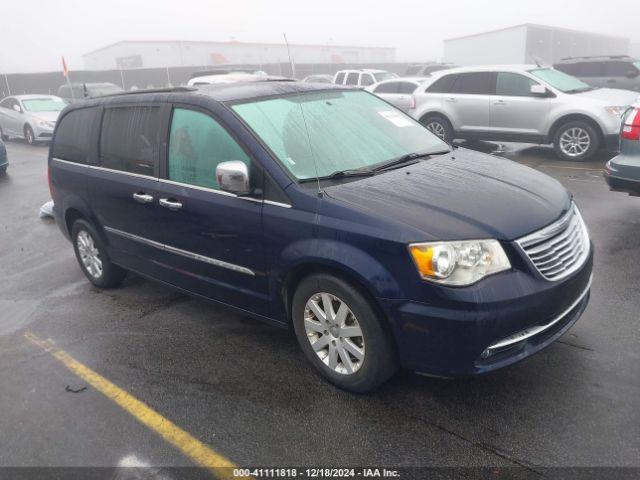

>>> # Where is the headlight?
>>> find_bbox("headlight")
[605,106,627,117]
[37,120,55,128]
[408,240,511,286]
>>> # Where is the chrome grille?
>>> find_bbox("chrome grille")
[516,204,590,281]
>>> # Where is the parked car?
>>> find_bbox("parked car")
[554,56,640,92]
[0,138,7,175]
[57,82,124,103]
[367,77,430,112]
[604,105,640,196]
[412,65,640,161]
[0,95,67,145]
[333,69,397,88]
[49,82,593,392]
[301,74,334,84]
[404,63,456,77]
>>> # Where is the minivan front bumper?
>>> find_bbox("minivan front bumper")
[378,249,593,377]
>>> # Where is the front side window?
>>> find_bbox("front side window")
[345,72,359,85]
[22,98,67,112]
[529,68,591,93]
[232,90,449,181]
[52,107,100,163]
[168,108,251,190]
[373,72,396,82]
[100,106,161,176]
[495,73,537,97]
[0,98,13,109]
[605,61,635,77]
[360,74,374,86]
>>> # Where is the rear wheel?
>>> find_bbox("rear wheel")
[24,125,36,145]
[292,273,398,392]
[0,126,7,141]
[71,219,127,288]
[420,114,454,144]
[553,121,599,161]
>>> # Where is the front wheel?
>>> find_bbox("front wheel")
[71,219,127,288]
[24,125,36,145]
[420,114,454,144]
[292,273,398,392]
[0,125,7,141]
[553,121,599,161]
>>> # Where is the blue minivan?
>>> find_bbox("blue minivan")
[49,82,593,392]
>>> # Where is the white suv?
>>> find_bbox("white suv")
[412,65,640,161]
[333,69,397,88]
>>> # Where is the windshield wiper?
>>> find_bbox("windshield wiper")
[373,150,447,172]
[299,168,376,182]
[565,86,596,94]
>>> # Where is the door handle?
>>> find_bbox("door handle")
[445,97,457,102]
[606,79,616,83]
[159,198,183,211]
[132,192,154,204]
[493,100,507,105]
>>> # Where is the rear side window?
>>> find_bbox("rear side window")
[100,106,161,176]
[397,82,418,94]
[374,82,399,94]
[426,74,456,93]
[451,72,496,95]
[345,72,359,85]
[335,72,346,84]
[495,73,536,97]
[51,108,100,164]
[168,108,251,190]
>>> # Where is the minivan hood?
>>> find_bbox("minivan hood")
[573,88,639,106]
[323,148,571,241]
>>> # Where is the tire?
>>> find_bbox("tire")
[553,121,599,161]
[0,126,7,141]
[291,273,398,392]
[71,219,127,288]
[0,165,6,176]
[420,114,454,144]
[24,124,36,145]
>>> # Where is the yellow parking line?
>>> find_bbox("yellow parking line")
[24,331,244,479]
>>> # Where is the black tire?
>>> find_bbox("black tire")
[291,273,398,392]
[24,124,36,145]
[553,121,599,161]
[0,166,6,176]
[71,219,127,288]
[420,114,454,144]
[0,126,7,141]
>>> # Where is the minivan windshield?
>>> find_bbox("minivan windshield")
[529,68,593,93]
[232,90,449,181]
[22,98,66,112]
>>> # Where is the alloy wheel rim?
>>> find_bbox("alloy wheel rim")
[559,127,590,157]
[426,121,446,140]
[77,230,103,279]
[26,129,33,144]
[303,293,365,375]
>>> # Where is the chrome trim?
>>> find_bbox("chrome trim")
[88,164,155,180]
[486,274,592,352]
[103,226,255,276]
[52,159,292,209]
[516,203,590,282]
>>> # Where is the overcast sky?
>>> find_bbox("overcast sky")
[1,0,638,73]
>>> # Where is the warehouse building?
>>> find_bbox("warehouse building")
[444,24,629,66]
[82,40,395,70]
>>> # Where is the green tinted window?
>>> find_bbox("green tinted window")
[529,68,590,93]
[496,73,536,96]
[168,109,250,190]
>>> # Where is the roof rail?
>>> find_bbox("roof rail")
[98,86,198,99]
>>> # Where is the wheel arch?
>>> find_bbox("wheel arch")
[547,114,604,145]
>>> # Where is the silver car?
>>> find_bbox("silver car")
[412,65,640,161]
[0,95,67,145]
[367,77,431,112]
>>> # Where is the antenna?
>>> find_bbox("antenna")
[283,33,296,79]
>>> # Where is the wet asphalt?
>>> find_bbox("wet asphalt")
[0,140,638,472]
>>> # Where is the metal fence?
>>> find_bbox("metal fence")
[0,63,415,98]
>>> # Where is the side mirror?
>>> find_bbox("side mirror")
[12,104,21,113]
[530,84,548,96]
[216,161,250,195]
